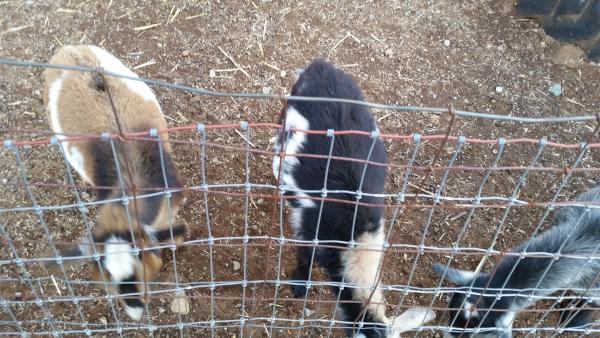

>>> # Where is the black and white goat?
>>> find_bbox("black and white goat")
[434,185,600,337]
[272,59,435,337]
[44,45,186,320]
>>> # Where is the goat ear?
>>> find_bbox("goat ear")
[150,219,188,243]
[389,307,436,334]
[45,241,93,270]
[433,263,478,284]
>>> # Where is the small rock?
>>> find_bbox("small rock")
[549,83,562,97]
[495,86,503,94]
[304,308,315,317]
[170,290,190,315]
[384,48,394,57]
[262,86,272,95]
[2,178,7,184]
[233,260,241,271]
[209,70,216,78]
[256,198,264,205]
[443,39,450,47]
[100,316,107,325]
[280,70,286,78]
[159,307,165,314]
[182,50,191,57]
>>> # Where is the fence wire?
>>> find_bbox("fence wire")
[1,59,600,337]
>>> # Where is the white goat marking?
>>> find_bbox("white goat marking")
[48,76,93,184]
[272,106,308,177]
[340,226,387,323]
[48,76,65,137]
[125,305,144,321]
[88,46,161,109]
[67,145,92,184]
[289,208,304,235]
[463,301,479,319]
[104,236,136,282]
[388,307,437,336]
[497,310,516,329]
[272,106,316,215]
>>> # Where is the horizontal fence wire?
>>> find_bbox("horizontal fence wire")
[2,59,600,337]
[1,57,600,124]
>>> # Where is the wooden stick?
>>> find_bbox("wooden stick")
[234,129,256,148]
[218,47,255,82]
[133,60,156,70]
[134,23,161,31]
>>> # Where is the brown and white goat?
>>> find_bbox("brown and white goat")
[43,45,186,320]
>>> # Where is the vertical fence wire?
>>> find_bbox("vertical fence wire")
[240,121,251,338]
[386,133,422,326]
[56,138,125,336]
[325,130,381,337]
[266,121,291,338]
[196,123,216,338]
[296,129,335,337]
[154,129,186,338]
[397,135,465,326]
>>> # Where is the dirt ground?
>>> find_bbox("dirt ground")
[1,0,600,337]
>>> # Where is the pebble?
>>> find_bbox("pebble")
[280,70,286,78]
[549,83,562,96]
[303,308,315,317]
[209,70,216,78]
[159,307,166,314]
[182,50,191,57]
[495,86,503,94]
[262,86,272,95]
[384,48,394,58]
[443,39,450,47]
[233,260,241,271]
[170,290,190,315]
[100,316,107,325]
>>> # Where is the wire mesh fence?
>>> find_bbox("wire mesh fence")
[2,58,600,337]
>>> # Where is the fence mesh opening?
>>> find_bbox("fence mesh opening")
[1,59,600,337]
